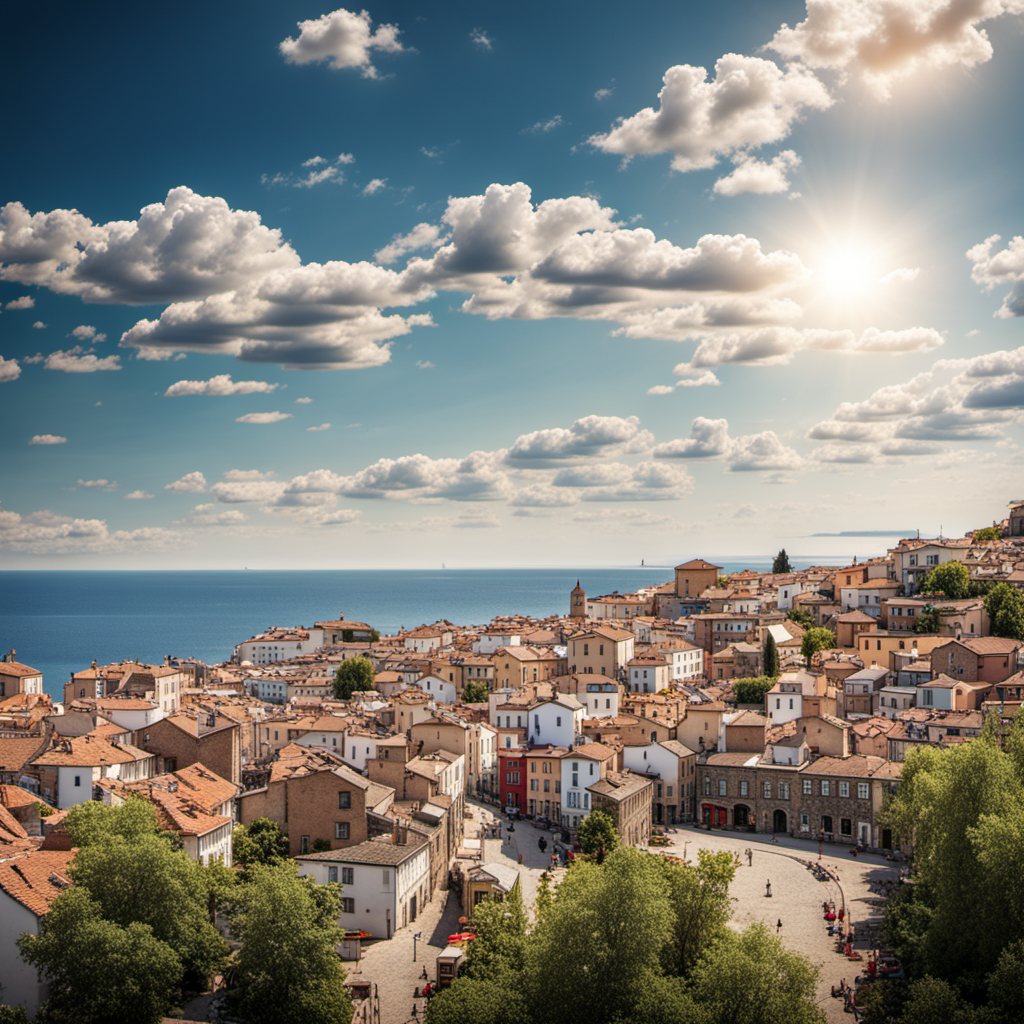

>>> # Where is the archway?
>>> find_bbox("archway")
[773,809,787,833]
[734,804,750,827]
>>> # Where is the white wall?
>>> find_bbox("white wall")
[0,894,45,1015]
[527,702,582,747]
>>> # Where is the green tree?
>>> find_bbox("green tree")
[461,680,490,704]
[898,976,975,1024]
[800,627,835,666]
[462,886,529,980]
[732,676,776,706]
[985,941,1024,1023]
[917,561,971,600]
[984,582,1016,624]
[525,848,673,1024]
[64,794,168,847]
[577,809,619,862]
[69,835,229,990]
[18,887,183,1024]
[333,656,375,700]
[993,588,1024,642]
[425,977,529,1024]
[233,816,290,868]
[689,922,825,1024]
[914,604,942,634]
[772,549,793,574]
[973,526,1002,542]
[787,607,813,629]
[763,631,780,678]
[229,863,353,1024]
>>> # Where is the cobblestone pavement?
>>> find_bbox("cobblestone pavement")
[348,807,901,1024]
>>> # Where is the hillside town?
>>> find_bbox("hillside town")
[2,500,1023,1023]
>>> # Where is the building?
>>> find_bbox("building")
[621,738,697,824]
[566,626,635,680]
[30,733,157,809]
[234,626,326,666]
[587,771,654,847]
[464,862,521,909]
[0,654,43,698]
[930,637,1023,684]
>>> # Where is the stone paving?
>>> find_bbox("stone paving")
[348,804,903,1024]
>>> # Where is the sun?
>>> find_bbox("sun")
[816,245,878,297]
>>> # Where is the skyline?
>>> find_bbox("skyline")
[2,0,1023,569]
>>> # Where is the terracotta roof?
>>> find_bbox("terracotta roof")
[570,742,615,760]
[32,734,151,768]
[296,837,427,865]
[0,661,41,677]
[943,637,1022,655]
[0,850,75,916]
[0,784,41,810]
[0,735,48,773]
[675,559,723,571]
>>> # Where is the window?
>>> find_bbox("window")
[839,781,849,798]
[858,782,869,800]
[666,785,673,797]
[300,836,310,854]
[778,782,790,800]
[718,779,727,797]
[740,780,749,797]
[841,818,852,836]
[338,791,351,809]
[556,716,562,727]
[820,781,830,796]
[572,773,579,787]
[583,643,589,656]
[800,813,809,831]
[789,698,794,709]
[543,780,550,792]
[328,867,338,883]
[802,779,812,795]
[763,780,772,798]
[531,762,537,772]
[555,781,560,793]
[335,823,350,840]
[530,779,538,791]
[74,775,81,787]
[342,867,354,885]
[703,776,711,796]
[340,897,355,914]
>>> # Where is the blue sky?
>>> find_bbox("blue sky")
[2,0,1023,569]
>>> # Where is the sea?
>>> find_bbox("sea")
[1,561,820,702]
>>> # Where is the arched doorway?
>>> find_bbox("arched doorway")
[773,809,787,833]
[822,814,833,836]
[734,805,750,827]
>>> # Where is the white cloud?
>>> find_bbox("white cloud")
[185,503,250,526]
[653,417,802,472]
[653,417,731,459]
[124,490,154,499]
[295,396,313,404]
[374,222,443,264]
[211,479,288,504]
[165,471,208,493]
[505,414,653,462]
[43,348,121,373]
[728,431,804,472]
[416,360,434,369]
[523,115,564,134]
[362,178,387,196]
[164,374,279,397]
[879,267,920,286]
[279,8,405,78]
[71,325,106,342]
[595,86,614,100]
[32,321,46,329]
[0,187,300,303]
[307,423,331,432]
[29,434,66,445]
[470,27,492,51]
[570,509,676,528]
[713,150,801,196]
[235,411,293,424]
[337,451,511,502]
[5,295,34,309]
[647,384,675,395]
[223,469,277,481]
[967,234,1024,317]
[0,507,183,554]
[769,0,1023,99]
[416,508,502,530]
[77,479,116,490]
[262,154,353,189]
[589,55,831,172]
[0,356,20,382]
[509,484,581,508]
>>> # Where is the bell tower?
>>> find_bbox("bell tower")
[570,580,587,619]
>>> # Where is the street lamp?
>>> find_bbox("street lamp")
[413,931,423,961]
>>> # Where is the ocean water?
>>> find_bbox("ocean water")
[0,561,796,701]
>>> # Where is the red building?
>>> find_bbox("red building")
[498,748,527,812]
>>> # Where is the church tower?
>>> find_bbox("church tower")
[570,580,587,619]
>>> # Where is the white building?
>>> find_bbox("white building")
[297,837,431,939]
[90,697,165,731]
[473,630,522,655]
[234,627,325,665]
[559,745,611,827]
[414,674,458,705]
[527,695,585,748]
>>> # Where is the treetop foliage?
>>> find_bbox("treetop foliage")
[333,656,375,700]
[772,549,793,574]
[733,676,776,706]
[800,626,835,666]
[576,809,619,862]
[916,560,971,601]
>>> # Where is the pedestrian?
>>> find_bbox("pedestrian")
[839,907,845,923]
[776,918,782,934]
[766,879,772,898]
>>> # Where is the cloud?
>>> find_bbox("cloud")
[223,469,277,481]
[374,222,443,264]
[211,479,287,504]
[0,187,300,304]
[470,27,492,50]
[416,360,434,369]
[279,8,405,78]
[728,431,804,472]
[523,115,564,134]
[653,417,802,472]
[505,414,653,463]
[0,356,20,382]
[416,509,502,530]
[235,411,293,424]
[0,507,183,554]
[652,417,730,459]
[769,0,1023,99]
[165,471,208,493]
[262,154,353,189]
[879,267,920,286]
[5,295,34,309]
[570,509,676,528]
[29,434,66,445]
[71,325,106,342]
[967,234,1024,317]
[77,479,116,490]
[183,503,250,526]
[43,348,121,373]
[336,451,511,501]
[124,490,154,499]
[589,54,831,172]
[595,86,614,100]
[295,396,313,404]
[713,150,801,196]
[307,423,331,431]
[164,374,280,397]
[32,321,46,329]
[362,178,387,196]
[647,384,675,395]
[508,484,581,508]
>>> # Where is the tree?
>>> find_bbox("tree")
[462,885,528,980]
[229,863,353,1024]
[233,816,290,868]
[64,794,169,847]
[917,561,971,600]
[333,656,375,700]
[689,923,825,1024]
[425,977,529,1024]
[18,887,183,1024]
[659,849,735,976]
[914,604,942,634]
[772,549,793,574]
[973,526,1002,542]
[898,976,975,1024]
[577,809,619,862]
[461,680,490,704]
[763,631,780,678]
[69,834,229,990]
[800,627,835,666]
[787,607,813,629]
[732,676,776,706]
[993,589,1024,642]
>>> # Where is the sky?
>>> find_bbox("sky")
[2,0,1023,570]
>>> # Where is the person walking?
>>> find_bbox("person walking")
[766,879,772,897]
[776,918,782,935]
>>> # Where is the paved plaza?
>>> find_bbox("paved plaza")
[351,801,902,1024]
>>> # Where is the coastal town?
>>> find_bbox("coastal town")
[1,499,1023,1024]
